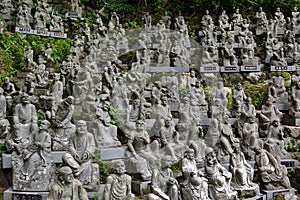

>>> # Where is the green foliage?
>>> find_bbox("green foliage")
[108,105,125,127]
[36,109,46,122]
[285,139,300,152]
[243,81,268,109]
[89,192,101,200]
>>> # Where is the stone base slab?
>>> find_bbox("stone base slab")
[262,188,295,200]
[131,181,151,195]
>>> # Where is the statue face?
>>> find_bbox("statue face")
[115,161,126,174]
[62,172,74,184]
[40,120,49,130]
[187,151,194,160]
[76,121,87,135]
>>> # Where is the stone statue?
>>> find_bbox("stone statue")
[230,143,259,198]
[256,7,268,31]
[205,147,237,199]
[95,101,120,147]
[210,81,229,108]
[232,8,243,31]
[0,87,9,139]
[190,81,208,118]
[51,96,76,150]
[48,166,88,200]
[232,83,247,117]
[265,119,290,159]
[125,120,156,180]
[291,70,300,87]
[274,7,286,34]
[44,43,54,63]
[180,148,210,200]
[34,1,50,31]
[202,45,218,67]
[148,158,179,200]
[221,39,238,66]
[11,119,55,191]
[201,10,213,29]
[218,10,231,31]
[103,160,135,200]
[241,116,259,160]
[70,0,81,13]
[283,30,296,58]
[13,93,38,142]
[49,73,63,104]
[50,10,64,32]
[292,6,300,30]
[289,98,300,118]
[254,146,291,190]
[218,115,239,161]
[205,118,220,149]
[109,12,120,31]
[24,45,34,68]
[142,12,152,29]
[271,71,288,103]
[161,11,171,29]
[16,3,32,29]
[62,120,96,190]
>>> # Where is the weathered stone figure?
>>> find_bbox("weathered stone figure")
[63,120,96,190]
[104,160,135,200]
[48,166,88,200]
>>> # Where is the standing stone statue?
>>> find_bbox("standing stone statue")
[103,160,135,200]
[48,166,88,200]
[241,116,259,160]
[232,83,247,117]
[271,71,288,103]
[142,12,152,29]
[161,11,171,29]
[50,10,64,32]
[62,120,96,190]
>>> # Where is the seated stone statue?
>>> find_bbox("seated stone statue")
[205,118,220,149]
[51,96,76,150]
[271,72,288,103]
[13,93,38,142]
[230,143,259,198]
[148,158,179,200]
[205,147,237,199]
[95,101,120,148]
[125,120,157,180]
[62,120,96,190]
[254,146,291,190]
[265,119,290,159]
[48,166,88,200]
[103,160,135,200]
[289,99,300,118]
[241,116,259,160]
[180,148,210,200]
[11,120,55,191]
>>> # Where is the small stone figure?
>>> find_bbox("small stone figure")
[142,12,152,29]
[274,7,286,34]
[205,118,221,149]
[284,30,296,58]
[24,45,34,68]
[210,81,229,108]
[205,147,237,199]
[13,93,38,142]
[161,11,171,29]
[271,71,288,103]
[109,12,120,31]
[218,10,231,31]
[241,116,259,160]
[201,10,213,28]
[48,166,88,200]
[232,8,243,31]
[62,120,96,190]
[50,10,64,32]
[232,83,247,117]
[254,146,291,190]
[230,143,259,198]
[181,148,210,200]
[70,0,81,14]
[34,1,50,31]
[222,39,238,66]
[256,7,268,31]
[289,98,300,118]
[103,160,135,200]
[292,6,300,30]
[202,45,218,67]
[16,3,32,29]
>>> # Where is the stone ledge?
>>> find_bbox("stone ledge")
[261,188,295,200]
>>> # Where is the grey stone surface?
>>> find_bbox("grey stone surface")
[145,67,189,73]
[274,103,290,110]
[283,118,300,126]
[131,181,151,195]
[261,188,295,200]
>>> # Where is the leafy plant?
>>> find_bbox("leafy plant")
[285,139,300,152]
[108,105,125,127]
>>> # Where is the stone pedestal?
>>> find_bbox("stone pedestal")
[245,194,266,200]
[131,180,151,195]
[283,118,300,126]
[261,188,295,200]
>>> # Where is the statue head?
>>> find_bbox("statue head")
[76,120,87,136]
[114,160,126,174]
[21,93,30,104]
[4,77,10,84]
[164,117,172,127]
[65,96,74,105]
[39,120,50,131]
[136,120,145,131]
[185,148,195,160]
[57,166,74,184]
